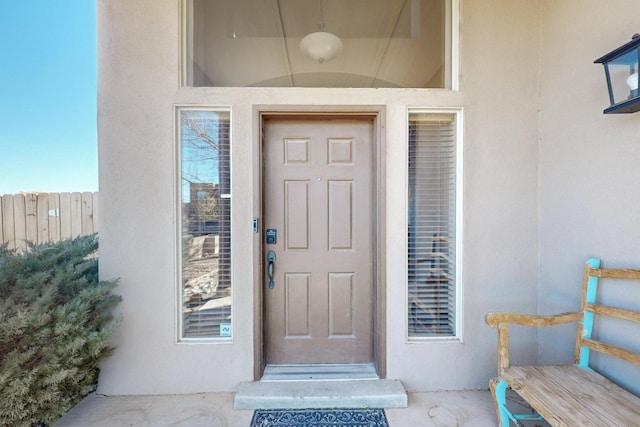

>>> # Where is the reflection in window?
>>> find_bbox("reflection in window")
[184,0,450,88]
[179,109,232,339]
[407,111,458,337]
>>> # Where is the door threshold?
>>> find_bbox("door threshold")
[261,363,379,382]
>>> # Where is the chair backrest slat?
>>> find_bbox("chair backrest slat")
[575,259,640,368]
[591,268,640,280]
[586,303,640,324]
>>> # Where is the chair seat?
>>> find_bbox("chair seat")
[503,364,640,426]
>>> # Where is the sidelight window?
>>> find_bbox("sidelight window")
[178,108,232,340]
[407,110,460,338]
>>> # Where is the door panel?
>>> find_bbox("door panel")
[264,117,374,364]
[328,181,353,250]
[328,273,355,336]
[285,273,310,336]
[285,181,310,249]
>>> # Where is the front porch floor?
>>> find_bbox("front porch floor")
[55,390,498,426]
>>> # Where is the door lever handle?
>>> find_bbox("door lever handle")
[267,250,276,289]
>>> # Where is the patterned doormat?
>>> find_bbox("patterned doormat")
[250,408,389,427]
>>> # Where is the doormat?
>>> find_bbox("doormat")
[250,408,389,427]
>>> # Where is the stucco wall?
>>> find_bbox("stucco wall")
[538,0,640,395]
[97,0,545,395]
[388,0,542,391]
[97,0,256,394]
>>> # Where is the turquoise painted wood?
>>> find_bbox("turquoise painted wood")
[577,257,600,369]
[493,378,544,426]
[493,379,512,426]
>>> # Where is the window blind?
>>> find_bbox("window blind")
[408,112,457,337]
[180,109,232,339]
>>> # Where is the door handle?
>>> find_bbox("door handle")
[267,250,276,289]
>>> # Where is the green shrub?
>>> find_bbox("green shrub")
[0,235,120,427]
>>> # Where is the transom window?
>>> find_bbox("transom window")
[184,0,452,88]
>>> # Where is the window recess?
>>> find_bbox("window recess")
[407,111,458,338]
[178,108,232,340]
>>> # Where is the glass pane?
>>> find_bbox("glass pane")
[186,0,448,88]
[607,48,640,105]
[407,112,456,337]
[180,109,232,339]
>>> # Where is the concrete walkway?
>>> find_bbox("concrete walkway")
[55,390,499,426]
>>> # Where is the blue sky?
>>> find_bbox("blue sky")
[0,2,97,195]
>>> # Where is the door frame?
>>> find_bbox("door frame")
[253,106,387,380]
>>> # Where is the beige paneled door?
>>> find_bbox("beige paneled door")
[264,116,374,364]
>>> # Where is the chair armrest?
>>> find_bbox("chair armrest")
[485,311,582,328]
[485,311,582,374]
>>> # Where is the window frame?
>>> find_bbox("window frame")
[406,107,463,342]
[175,105,233,343]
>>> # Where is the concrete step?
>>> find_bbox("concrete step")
[234,379,408,410]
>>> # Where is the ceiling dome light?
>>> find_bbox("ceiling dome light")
[299,31,343,64]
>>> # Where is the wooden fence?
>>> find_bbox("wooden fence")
[0,192,98,251]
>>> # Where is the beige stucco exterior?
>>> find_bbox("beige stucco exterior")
[97,0,640,395]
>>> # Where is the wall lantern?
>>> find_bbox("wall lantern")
[594,33,640,114]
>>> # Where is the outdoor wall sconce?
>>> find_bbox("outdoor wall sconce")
[594,33,640,114]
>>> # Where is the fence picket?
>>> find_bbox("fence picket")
[0,192,98,249]
[81,192,94,235]
[25,193,38,245]
[37,194,49,244]
[92,192,99,235]
[59,193,72,240]
[48,193,61,242]
[2,196,14,249]
[70,192,83,238]
[13,195,27,252]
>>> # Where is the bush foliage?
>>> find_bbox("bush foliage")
[0,235,120,427]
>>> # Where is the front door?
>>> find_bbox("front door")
[263,116,375,365]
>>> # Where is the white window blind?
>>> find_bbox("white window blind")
[408,112,457,337]
[179,109,232,339]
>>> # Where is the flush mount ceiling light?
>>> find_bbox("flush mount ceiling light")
[299,31,343,63]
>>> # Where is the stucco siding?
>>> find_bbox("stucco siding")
[97,0,256,394]
[387,0,541,391]
[97,0,640,395]
[538,0,640,395]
